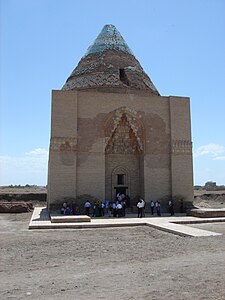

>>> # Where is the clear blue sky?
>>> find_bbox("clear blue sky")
[0,0,225,186]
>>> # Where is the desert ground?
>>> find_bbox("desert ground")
[0,212,225,300]
[1,187,225,299]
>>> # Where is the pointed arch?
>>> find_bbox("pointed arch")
[104,107,144,202]
[104,106,144,152]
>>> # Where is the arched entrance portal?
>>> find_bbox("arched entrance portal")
[112,166,130,200]
[104,109,144,203]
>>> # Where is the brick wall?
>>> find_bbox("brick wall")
[47,90,193,210]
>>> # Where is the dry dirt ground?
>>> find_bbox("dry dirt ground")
[0,213,225,300]
[0,186,47,194]
[194,190,225,209]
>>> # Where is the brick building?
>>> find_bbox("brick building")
[47,24,193,211]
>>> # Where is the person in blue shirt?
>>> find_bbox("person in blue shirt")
[65,206,71,215]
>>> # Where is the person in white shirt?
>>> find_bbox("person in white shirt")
[100,202,105,216]
[112,202,117,217]
[137,198,145,218]
[116,202,123,217]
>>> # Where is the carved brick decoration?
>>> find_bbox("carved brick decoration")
[47,24,194,211]
[63,73,120,90]
[62,25,159,95]
[104,106,144,152]
[172,140,192,154]
[105,113,142,154]
[50,137,77,152]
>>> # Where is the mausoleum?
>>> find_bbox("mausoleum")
[47,24,193,211]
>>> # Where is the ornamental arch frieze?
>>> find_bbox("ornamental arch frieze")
[103,106,145,154]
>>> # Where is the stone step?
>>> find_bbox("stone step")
[191,208,225,218]
[50,215,91,223]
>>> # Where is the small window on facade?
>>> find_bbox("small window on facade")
[117,174,125,185]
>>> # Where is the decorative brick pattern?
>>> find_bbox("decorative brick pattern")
[47,26,194,210]
[62,25,159,95]
[63,73,120,90]
[172,140,192,154]
[104,106,144,151]
[105,114,142,154]
[50,137,77,152]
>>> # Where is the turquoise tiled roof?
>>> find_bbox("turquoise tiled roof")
[83,24,134,57]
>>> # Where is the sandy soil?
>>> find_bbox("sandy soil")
[0,186,47,194]
[193,190,225,209]
[0,213,225,300]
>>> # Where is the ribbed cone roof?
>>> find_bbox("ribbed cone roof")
[62,24,159,95]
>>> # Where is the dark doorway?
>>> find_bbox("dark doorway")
[117,174,125,185]
[115,186,127,196]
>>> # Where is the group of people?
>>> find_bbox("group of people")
[136,199,162,218]
[91,201,105,217]
[60,196,176,217]
[60,202,80,215]
[60,197,129,218]
[92,199,128,218]
[110,200,127,217]
[150,200,161,216]
[90,193,130,218]
[150,199,175,216]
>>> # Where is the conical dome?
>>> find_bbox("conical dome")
[83,24,134,57]
[62,24,159,95]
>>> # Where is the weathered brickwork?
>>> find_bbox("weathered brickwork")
[47,90,193,210]
[47,25,194,211]
[63,25,159,95]
[172,140,192,154]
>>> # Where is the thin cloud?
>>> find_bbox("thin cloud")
[213,156,225,161]
[26,148,48,156]
[194,143,225,158]
[0,148,49,185]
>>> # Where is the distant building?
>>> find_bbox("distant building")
[204,181,225,191]
[47,25,194,211]
[205,181,217,190]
